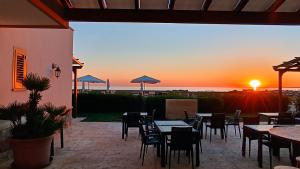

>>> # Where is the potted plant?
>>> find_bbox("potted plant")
[0,73,68,169]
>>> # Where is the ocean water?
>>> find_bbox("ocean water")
[75,84,300,92]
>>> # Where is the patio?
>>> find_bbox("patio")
[0,119,292,169]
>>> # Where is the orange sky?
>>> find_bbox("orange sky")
[72,23,300,88]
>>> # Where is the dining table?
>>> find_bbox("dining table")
[259,112,279,124]
[269,126,300,166]
[121,112,147,139]
[154,120,200,167]
[242,125,299,168]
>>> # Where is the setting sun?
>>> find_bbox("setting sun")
[249,80,261,91]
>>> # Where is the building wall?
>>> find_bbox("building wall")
[0,28,73,108]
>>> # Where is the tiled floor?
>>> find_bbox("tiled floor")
[0,119,293,169]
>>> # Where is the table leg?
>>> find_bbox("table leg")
[196,136,200,166]
[258,134,263,168]
[242,130,246,157]
[160,135,166,167]
[122,116,124,139]
[292,142,300,166]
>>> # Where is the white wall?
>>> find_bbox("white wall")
[0,28,73,108]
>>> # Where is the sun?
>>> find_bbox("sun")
[249,80,261,91]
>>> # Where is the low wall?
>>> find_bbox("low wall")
[165,99,198,119]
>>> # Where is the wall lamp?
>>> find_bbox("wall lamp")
[52,63,61,78]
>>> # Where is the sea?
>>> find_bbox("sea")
[75,84,300,92]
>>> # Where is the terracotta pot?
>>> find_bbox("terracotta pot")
[10,135,53,169]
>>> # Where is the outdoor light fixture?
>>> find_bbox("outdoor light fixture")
[52,63,61,78]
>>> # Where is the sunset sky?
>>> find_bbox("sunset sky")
[71,22,300,88]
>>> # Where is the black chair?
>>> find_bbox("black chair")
[125,112,141,140]
[225,109,241,139]
[277,113,294,125]
[184,111,195,125]
[194,117,204,153]
[205,113,225,143]
[167,127,194,169]
[243,116,259,157]
[139,124,160,166]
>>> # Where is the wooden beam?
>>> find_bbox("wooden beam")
[29,0,69,28]
[60,0,72,8]
[135,0,140,10]
[234,0,249,12]
[66,9,300,25]
[267,0,286,12]
[169,0,176,10]
[202,0,212,11]
[97,0,105,9]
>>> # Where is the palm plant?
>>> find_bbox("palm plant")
[0,73,68,139]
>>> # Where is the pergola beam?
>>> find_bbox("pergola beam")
[135,0,140,10]
[266,0,286,12]
[97,0,105,9]
[169,0,176,10]
[66,9,300,25]
[202,0,212,11]
[234,0,249,12]
[29,0,69,28]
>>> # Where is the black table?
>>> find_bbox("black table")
[242,125,297,168]
[121,112,147,139]
[259,113,279,124]
[155,121,200,167]
[269,126,300,166]
[242,125,274,168]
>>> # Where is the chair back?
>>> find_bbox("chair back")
[243,116,259,125]
[210,113,225,128]
[277,113,294,125]
[170,127,193,150]
[139,124,147,143]
[126,112,141,127]
[184,111,189,120]
[192,119,199,129]
[151,109,156,122]
[234,109,241,122]
[196,117,204,138]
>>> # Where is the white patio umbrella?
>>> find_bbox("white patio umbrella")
[130,75,160,95]
[78,75,106,90]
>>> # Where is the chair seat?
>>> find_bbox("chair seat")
[274,166,298,169]
[145,137,160,145]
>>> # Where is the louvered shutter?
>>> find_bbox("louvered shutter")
[13,48,27,90]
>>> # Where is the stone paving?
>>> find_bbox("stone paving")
[0,119,293,169]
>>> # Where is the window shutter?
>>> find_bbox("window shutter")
[13,48,27,90]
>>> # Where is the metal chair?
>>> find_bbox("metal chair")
[225,109,241,139]
[205,113,225,143]
[243,116,259,157]
[167,127,194,169]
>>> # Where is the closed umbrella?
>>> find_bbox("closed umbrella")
[78,75,106,90]
[130,75,160,95]
[106,79,110,93]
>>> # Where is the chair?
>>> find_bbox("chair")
[184,111,195,125]
[205,113,225,143]
[125,112,141,139]
[243,116,259,157]
[225,109,241,139]
[167,127,194,169]
[194,117,204,153]
[139,124,160,166]
[277,113,294,125]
